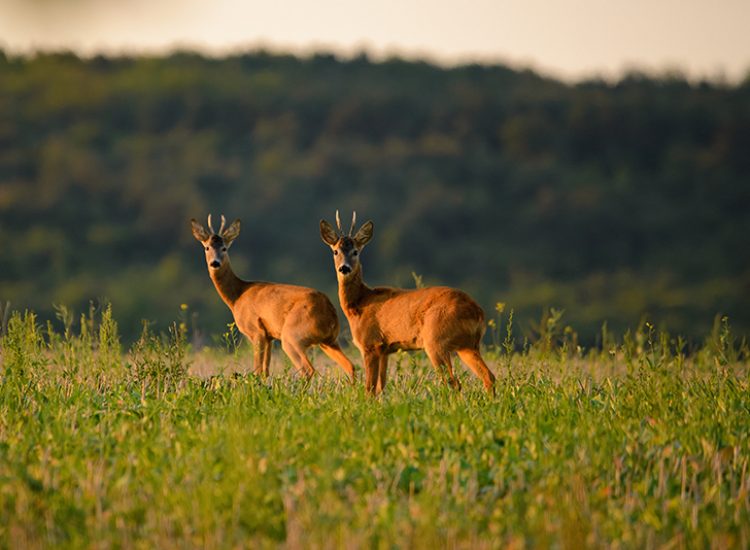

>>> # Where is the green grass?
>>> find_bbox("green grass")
[1,307,749,548]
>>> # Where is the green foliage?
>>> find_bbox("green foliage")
[1,311,45,378]
[219,321,242,355]
[0,52,749,343]
[128,320,189,399]
[503,307,515,362]
[0,307,749,546]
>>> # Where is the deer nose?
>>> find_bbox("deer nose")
[338,264,352,275]
[210,260,221,268]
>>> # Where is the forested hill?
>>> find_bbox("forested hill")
[1,50,748,343]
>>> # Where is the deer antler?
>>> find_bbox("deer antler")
[207,214,228,236]
[334,210,358,236]
[335,210,343,234]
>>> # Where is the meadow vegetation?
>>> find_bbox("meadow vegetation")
[1,305,748,547]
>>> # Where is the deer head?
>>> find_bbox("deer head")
[320,210,373,278]
[191,214,241,270]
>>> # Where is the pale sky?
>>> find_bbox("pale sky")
[1,0,749,82]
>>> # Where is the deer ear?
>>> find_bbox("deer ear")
[221,219,241,246]
[320,220,339,246]
[353,221,374,248]
[191,219,210,242]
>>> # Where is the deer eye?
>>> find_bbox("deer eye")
[352,250,358,256]
[222,247,227,252]
[334,250,338,255]
[205,246,209,251]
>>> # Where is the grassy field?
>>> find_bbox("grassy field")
[0,306,749,548]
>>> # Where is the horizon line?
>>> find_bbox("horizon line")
[2,40,747,86]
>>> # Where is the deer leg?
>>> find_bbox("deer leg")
[457,348,496,394]
[252,337,269,377]
[281,339,316,380]
[426,347,461,390]
[319,342,356,383]
[261,339,272,377]
[445,354,461,391]
[376,354,389,394]
[363,352,380,395]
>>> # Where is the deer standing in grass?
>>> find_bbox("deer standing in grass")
[320,212,495,395]
[191,215,355,382]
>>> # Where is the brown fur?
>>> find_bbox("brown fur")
[320,217,495,395]
[192,217,355,382]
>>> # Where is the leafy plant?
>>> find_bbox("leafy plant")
[0,305,748,547]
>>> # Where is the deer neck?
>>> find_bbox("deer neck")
[209,260,247,307]
[338,265,370,316]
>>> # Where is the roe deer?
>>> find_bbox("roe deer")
[192,214,355,382]
[320,211,495,395]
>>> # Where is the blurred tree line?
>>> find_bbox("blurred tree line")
[0,50,748,345]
